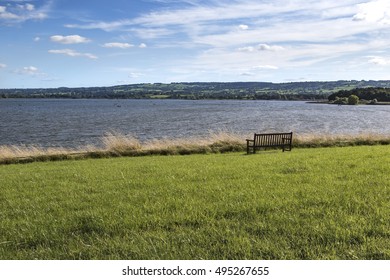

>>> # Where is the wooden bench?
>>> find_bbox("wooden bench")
[246,132,293,154]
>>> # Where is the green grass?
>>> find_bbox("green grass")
[0,145,389,259]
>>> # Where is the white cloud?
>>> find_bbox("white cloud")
[129,72,143,78]
[238,44,284,52]
[237,46,255,52]
[0,63,7,68]
[353,0,390,24]
[34,37,40,42]
[0,6,19,20]
[15,66,41,75]
[51,35,91,44]
[133,1,292,27]
[49,49,98,59]
[321,4,357,19]
[23,66,39,74]
[367,56,390,66]
[103,42,134,49]
[238,24,249,30]
[175,38,382,82]
[257,44,285,51]
[61,0,390,82]
[0,2,49,23]
[240,72,255,76]
[65,19,133,32]
[65,0,372,48]
[63,0,381,45]
[131,27,176,39]
[139,43,147,48]
[25,4,35,12]
[64,1,318,31]
[253,65,279,70]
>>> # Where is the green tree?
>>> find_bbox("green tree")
[348,94,359,105]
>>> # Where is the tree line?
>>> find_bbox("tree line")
[328,87,390,102]
[2,80,390,100]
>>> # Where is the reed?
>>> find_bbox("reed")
[294,133,390,147]
[141,130,245,155]
[1,131,390,164]
[101,132,142,153]
[0,145,76,162]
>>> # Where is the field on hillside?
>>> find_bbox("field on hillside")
[0,146,389,259]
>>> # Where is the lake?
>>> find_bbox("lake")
[1,99,390,148]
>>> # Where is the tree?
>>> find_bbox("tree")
[348,94,359,105]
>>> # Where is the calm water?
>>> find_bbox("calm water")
[1,99,390,148]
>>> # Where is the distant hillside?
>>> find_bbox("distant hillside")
[328,87,390,102]
[2,80,390,100]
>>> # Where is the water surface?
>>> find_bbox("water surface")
[1,99,389,148]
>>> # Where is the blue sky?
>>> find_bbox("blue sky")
[1,0,390,88]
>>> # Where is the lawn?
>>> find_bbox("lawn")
[0,145,389,259]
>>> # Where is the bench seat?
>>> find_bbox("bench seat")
[246,132,293,154]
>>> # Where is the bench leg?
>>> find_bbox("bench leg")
[247,146,254,154]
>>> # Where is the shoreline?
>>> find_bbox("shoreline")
[1,132,390,165]
[306,100,390,105]
[2,97,389,105]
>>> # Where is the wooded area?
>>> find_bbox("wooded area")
[1,80,390,100]
[328,87,390,102]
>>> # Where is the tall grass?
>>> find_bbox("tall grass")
[102,132,142,153]
[1,131,390,164]
[294,133,390,147]
[0,145,77,161]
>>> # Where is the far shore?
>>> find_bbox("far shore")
[306,100,390,105]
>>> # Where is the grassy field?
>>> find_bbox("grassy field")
[0,145,389,259]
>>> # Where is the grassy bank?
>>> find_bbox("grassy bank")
[1,132,390,164]
[0,145,389,259]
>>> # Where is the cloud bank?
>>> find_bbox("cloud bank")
[49,49,98,59]
[51,35,91,44]
[0,2,50,24]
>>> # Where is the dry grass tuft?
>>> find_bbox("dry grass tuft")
[294,133,390,147]
[102,132,142,154]
[139,130,246,155]
[0,145,85,164]
[1,131,390,164]
[0,145,74,159]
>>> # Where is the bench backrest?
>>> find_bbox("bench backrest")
[254,132,292,147]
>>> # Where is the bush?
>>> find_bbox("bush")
[332,97,348,105]
[348,94,359,105]
[369,98,378,104]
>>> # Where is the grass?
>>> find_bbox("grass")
[0,131,246,164]
[0,145,389,259]
[1,131,390,165]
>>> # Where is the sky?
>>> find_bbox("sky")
[1,0,390,88]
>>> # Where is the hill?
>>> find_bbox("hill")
[2,80,390,100]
